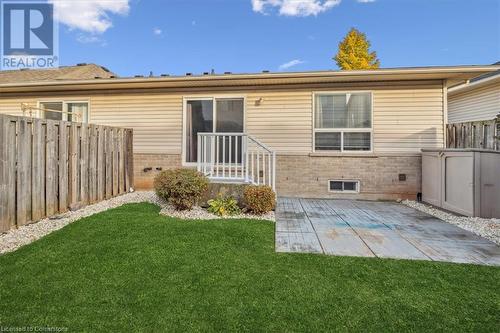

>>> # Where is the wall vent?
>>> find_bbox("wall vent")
[328,180,360,193]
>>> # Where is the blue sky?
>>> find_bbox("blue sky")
[51,0,500,77]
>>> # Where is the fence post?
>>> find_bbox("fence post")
[16,118,31,226]
[0,116,10,231]
[69,123,79,205]
[58,121,69,212]
[88,124,98,202]
[97,126,105,198]
[32,119,45,219]
[46,120,58,216]
[105,127,113,199]
[127,129,134,190]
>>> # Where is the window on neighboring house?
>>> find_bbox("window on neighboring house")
[496,122,500,150]
[483,124,491,149]
[471,125,476,148]
[67,102,89,123]
[39,101,89,123]
[314,92,372,151]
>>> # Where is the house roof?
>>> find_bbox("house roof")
[448,64,500,96]
[0,65,499,94]
[470,61,500,82]
[0,64,116,84]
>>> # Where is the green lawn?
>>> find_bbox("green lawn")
[0,203,499,332]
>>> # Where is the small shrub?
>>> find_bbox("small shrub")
[243,185,276,215]
[153,168,209,210]
[207,195,241,217]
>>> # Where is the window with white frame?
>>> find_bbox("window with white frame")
[329,180,360,193]
[314,92,372,151]
[39,101,89,123]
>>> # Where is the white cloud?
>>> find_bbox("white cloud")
[279,59,305,70]
[252,0,274,13]
[48,0,130,34]
[153,28,162,35]
[357,0,375,3]
[75,34,108,46]
[252,0,341,16]
[77,35,102,43]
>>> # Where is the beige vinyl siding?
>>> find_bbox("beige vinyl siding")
[448,84,500,123]
[246,91,312,154]
[90,94,182,154]
[245,85,444,154]
[0,81,444,155]
[0,97,37,116]
[0,94,183,154]
[372,87,444,152]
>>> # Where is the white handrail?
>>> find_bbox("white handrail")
[199,132,246,136]
[197,133,276,191]
[247,135,273,153]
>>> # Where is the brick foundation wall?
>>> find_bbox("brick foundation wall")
[133,153,421,201]
[133,153,182,189]
[276,154,422,200]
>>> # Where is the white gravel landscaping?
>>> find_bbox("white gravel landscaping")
[402,200,500,245]
[0,191,274,255]
[159,205,275,221]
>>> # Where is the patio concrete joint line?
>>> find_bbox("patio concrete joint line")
[349,200,433,261]
[297,198,326,254]
[319,199,377,258]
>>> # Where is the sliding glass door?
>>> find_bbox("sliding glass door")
[216,99,244,164]
[185,97,244,163]
[185,100,213,163]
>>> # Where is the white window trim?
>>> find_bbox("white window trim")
[37,100,91,123]
[328,180,360,193]
[182,95,246,167]
[312,91,373,153]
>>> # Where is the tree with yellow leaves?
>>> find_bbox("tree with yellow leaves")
[334,28,380,70]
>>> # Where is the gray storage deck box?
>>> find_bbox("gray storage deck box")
[422,149,500,218]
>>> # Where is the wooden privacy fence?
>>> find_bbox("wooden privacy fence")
[0,114,134,233]
[446,119,499,151]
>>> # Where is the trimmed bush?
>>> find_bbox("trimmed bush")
[207,195,241,217]
[154,168,209,210]
[243,185,276,215]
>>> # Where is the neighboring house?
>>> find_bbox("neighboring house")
[0,64,116,123]
[447,68,500,150]
[0,63,116,84]
[0,64,497,200]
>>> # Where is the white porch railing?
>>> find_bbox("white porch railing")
[197,133,276,190]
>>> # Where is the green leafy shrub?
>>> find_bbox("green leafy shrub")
[199,183,246,208]
[207,195,241,217]
[243,185,276,215]
[153,168,209,210]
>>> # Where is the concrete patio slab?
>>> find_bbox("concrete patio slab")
[275,197,500,266]
[315,230,375,257]
[275,231,322,253]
